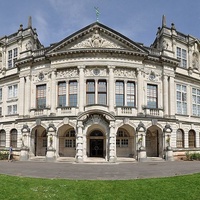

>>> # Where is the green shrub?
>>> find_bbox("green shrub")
[0,151,9,160]
[185,152,200,161]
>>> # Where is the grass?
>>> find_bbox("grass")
[0,174,200,200]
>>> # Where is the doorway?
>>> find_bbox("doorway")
[146,130,159,157]
[89,130,104,157]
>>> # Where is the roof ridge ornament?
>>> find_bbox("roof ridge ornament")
[94,7,100,22]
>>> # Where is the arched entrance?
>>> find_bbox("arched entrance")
[31,126,47,156]
[89,130,104,157]
[146,126,163,157]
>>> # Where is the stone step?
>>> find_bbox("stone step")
[146,157,165,162]
[56,157,75,163]
[29,156,46,162]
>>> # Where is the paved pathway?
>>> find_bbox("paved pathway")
[0,160,200,180]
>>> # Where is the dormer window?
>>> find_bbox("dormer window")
[8,48,18,69]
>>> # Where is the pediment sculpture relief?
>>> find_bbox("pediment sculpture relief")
[70,30,121,49]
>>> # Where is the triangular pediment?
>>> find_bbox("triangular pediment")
[46,22,148,55]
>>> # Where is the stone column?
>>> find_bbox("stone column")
[46,124,57,162]
[51,71,56,114]
[76,121,84,162]
[137,69,143,115]
[169,75,175,118]
[163,74,169,116]
[108,66,115,112]
[136,122,147,162]
[78,66,85,112]
[163,124,174,161]
[109,121,116,162]
[20,125,30,161]
[19,76,25,116]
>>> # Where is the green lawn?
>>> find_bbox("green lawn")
[0,173,200,200]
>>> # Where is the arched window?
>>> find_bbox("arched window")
[188,130,196,148]
[65,129,76,148]
[0,129,6,147]
[176,129,184,148]
[10,129,17,148]
[116,129,129,147]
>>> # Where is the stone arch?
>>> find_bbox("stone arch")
[30,125,47,157]
[57,124,76,157]
[116,124,136,158]
[146,125,163,158]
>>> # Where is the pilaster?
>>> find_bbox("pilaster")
[108,66,115,112]
[78,66,85,112]
[76,121,84,162]
[19,76,25,116]
[109,121,116,162]
[137,68,143,114]
[163,74,169,116]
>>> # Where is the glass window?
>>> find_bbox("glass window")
[10,129,17,148]
[177,47,187,68]
[116,129,129,148]
[188,130,195,148]
[98,80,107,105]
[8,84,18,98]
[147,84,157,108]
[58,82,66,107]
[0,88,2,101]
[115,81,124,106]
[36,85,46,109]
[176,84,187,115]
[176,129,184,148]
[7,105,17,115]
[65,129,76,148]
[7,48,18,69]
[192,88,200,116]
[0,130,6,147]
[86,80,95,105]
[127,82,135,107]
[69,81,77,107]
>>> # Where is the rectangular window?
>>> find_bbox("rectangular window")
[0,88,2,101]
[176,84,187,115]
[115,81,124,106]
[36,85,46,109]
[98,80,107,105]
[147,84,157,108]
[8,84,18,99]
[58,82,66,107]
[192,88,200,116]
[65,139,76,148]
[127,82,135,107]
[7,105,17,115]
[86,80,95,105]
[177,47,187,68]
[0,107,2,115]
[69,81,77,107]
[7,48,18,69]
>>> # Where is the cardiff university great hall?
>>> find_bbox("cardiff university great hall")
[0,16,199,163]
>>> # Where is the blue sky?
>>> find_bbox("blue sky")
[1,0,200,47]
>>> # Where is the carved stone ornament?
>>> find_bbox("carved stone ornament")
[21,124,30,133]
[46,123,57,132]
[85,68,107,76]
[56,69,78,78]
[192,52,199,70]
[114,68,136,78]
[136,121,146,132]
[163,124,172,133]
[70,30,121,49]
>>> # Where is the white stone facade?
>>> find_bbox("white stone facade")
[0,16,200,162]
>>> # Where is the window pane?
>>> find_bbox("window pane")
[147,84,157,108]
[115,81,124,106]
[69,81,77,107]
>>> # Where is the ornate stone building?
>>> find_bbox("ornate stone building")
[0,16,199,162]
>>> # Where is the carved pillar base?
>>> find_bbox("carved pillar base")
[46,147,56,162]
[20,147,29,161]
[138,147,147,162]
[165,146,174,161]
